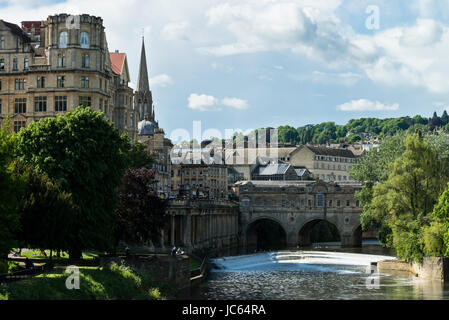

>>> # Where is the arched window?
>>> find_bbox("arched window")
[59,31,68,48]
[80,32,89,49]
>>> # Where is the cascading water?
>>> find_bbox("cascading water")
[191,249,449,300]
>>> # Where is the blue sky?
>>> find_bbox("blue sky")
[2,0,449,141]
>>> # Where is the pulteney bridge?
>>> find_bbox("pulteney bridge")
[236,180,363,251]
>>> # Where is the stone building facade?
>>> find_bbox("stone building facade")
[0,14,137,140]
[171,163,229,199]
[288,145,358,182]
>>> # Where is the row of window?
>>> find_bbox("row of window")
[0,58,29,71]
[242,197,360,208]
[314,155,355,163]
[319,174,349,182]
[57,53,90,68]
[0,76,92,90]
[0,53,91,72]
[0,96,76,114]
[1,31,89,51]
[58,31,90,49]
[315,163,351,171]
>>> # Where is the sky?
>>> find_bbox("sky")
[2,0,449,141]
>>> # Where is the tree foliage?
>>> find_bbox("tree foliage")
[0,119,24,258]
[16,107,130,258]
[115,168,168,246]
[14,163,76,253]
[126,140,153,170]
[368,134,447,261]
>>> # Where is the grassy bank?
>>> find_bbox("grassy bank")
[0,263,176,300]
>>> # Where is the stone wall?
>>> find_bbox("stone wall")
[378,257,449,281]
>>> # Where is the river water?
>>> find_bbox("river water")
[190,241,449,300]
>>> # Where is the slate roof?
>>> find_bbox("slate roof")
[1,20,31,43]
[306,146,356,158]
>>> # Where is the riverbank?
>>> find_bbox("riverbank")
[0,263,176,300]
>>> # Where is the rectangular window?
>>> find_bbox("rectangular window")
[13,120,26,133]
[0,79,2,90]
[57,54,65,67]
[79,96,91,107]
[337,200,341,208]
[15,79,26,90]
[346,200,350,207]
[81,76,89,88]
[55,96,67,112]
[14,98,26,113]
[37,76,45,88]
[57,76,65,88]
[34,96,47,112]
[82,54,90,68]
[24,58,29,70]
[0,98,2,114]
[0,59,4,70]
[13,58,18,71]
[0,35,4,49]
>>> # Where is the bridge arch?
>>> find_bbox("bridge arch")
[298,218,342,247]
[246,217,288,252]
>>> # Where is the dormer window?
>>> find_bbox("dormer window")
[59,31,68,48]
[80,32,89,49]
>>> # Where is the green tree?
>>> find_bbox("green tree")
[15,164,76,256]
[126,140,153,169]
[16,107,130,258]
[369,134,445,261]
[431,184,449,257]
[350,133,406,239]
[0,119,24,258]
[115,168,168,246]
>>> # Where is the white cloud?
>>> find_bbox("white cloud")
[149,74,173,87]
[161,21,190,41]
[336,99,399,112]
[222,97,248,109]
[188,94,221,111]
[188,94,248,111]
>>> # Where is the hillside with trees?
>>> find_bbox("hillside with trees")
[270,111,448,145]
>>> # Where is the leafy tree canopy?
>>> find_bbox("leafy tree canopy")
[16,107,130,258]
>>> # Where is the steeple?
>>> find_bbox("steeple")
[135,36,154,121]
[137,36,150,93]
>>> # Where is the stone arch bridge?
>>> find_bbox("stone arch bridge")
[236,180,363,251]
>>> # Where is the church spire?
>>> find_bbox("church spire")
[137,36,150,93]
[135,36,153,121]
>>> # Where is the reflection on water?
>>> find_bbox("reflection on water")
[190,242,449,300]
